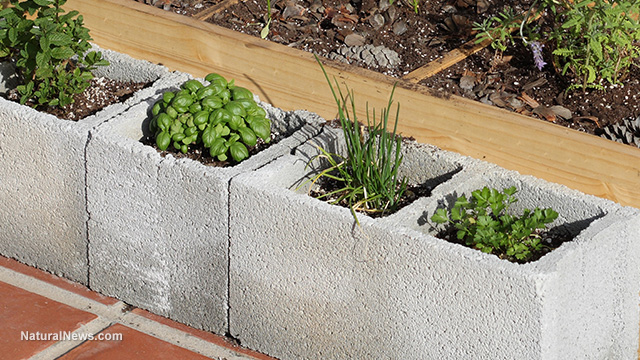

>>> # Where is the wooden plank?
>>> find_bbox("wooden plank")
[65,0,640,209]
[193,0,241,21]
[402,38,491,82]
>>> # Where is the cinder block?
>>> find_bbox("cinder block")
[85,93,324,334]
[228,127,640,359]
[0,46,174,284]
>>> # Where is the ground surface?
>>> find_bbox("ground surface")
[136,0,640,147]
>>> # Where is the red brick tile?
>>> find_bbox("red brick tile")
[0,256,118,306]
[58,323,212,360]
[0,281,98,360]
[131,308,277,360]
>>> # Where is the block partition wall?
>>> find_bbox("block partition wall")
[228,126,640,360]
[84,90,325,335]
[0,45,178,284]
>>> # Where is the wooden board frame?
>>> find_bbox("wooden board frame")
[65,0,640,208]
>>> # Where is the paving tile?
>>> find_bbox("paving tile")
[0,281,98,360]
[131,308,278,360]
[0,256,118,306]
[59,323,213,360]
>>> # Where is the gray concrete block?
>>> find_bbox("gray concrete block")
[85,93,324,334]
[0,47,174,284]
[228,127,640,359]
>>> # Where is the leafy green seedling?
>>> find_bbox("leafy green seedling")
[0,0,109,108]
[149,73,271,163]
[431,186,559,262]
[260,0,272,39]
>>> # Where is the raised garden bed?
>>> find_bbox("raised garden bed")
[84,82,324,334]
[0,45,177,284]
[229,125,640,359]
[1,1,639,358]
[64,0,640,210]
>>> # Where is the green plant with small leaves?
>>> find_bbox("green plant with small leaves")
[302,57,407,224]
[473,0,640,92]
[472,7,522,52]
[0,0,109,107]
[260,0,272,39]
[149,73,271,163]
[431,186,559,262]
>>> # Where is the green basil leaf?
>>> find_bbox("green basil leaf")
[230,86,254,100]
[238,126,257,147]
[156,132,171,151]
[250,118,271,140]
[205,73,228,88]
[209,137,228,157]
[201,95,223,110]
[202,127,218,148]
[230,142,249,162]
[228,115,245,131]
[209,108,232,126]
[182,79,204,93]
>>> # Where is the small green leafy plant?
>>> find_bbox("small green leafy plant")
[473,0,640,91]
[304,57,407,223]
[149,73,271,163]
[0,0,109,107]
[431,186,559,262]
[260,0,272,39]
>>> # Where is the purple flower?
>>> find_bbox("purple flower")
[529,41,547,71]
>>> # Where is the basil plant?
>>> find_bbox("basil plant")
[149,73,271,163]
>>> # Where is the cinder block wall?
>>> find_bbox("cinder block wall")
[85,94,324,334]
[228,126,640,359]
[0,46,172,284]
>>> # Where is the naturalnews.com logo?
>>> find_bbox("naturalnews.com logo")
[20,331,122,342]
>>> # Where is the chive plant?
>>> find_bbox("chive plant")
[305,57,408,224]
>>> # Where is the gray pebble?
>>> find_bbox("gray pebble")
[344,33,366,46]
[385,5,397,23]
[344,3,355,13]
[379,0,391,12]
[393,20,408,36]
[369,13,385,30]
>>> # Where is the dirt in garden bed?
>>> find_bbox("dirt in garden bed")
[7,77,149,121]
[135,0,535,76]
[307,174,433,218]
[420,44,640,141]
[134,0,639,146]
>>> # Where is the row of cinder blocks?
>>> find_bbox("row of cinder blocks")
[0,45,184,284]
[1,48,639,359]
[228,129,640,359]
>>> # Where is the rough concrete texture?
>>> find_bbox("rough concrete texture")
[228,126,640,359]
[0,46,174,284]
[85,92,324,335]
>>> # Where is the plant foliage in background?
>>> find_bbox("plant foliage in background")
[0,0,109,107]
[431,186,559,262]
[304,57,407,224]
[473,0,640,92]
[150,73,271,163]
